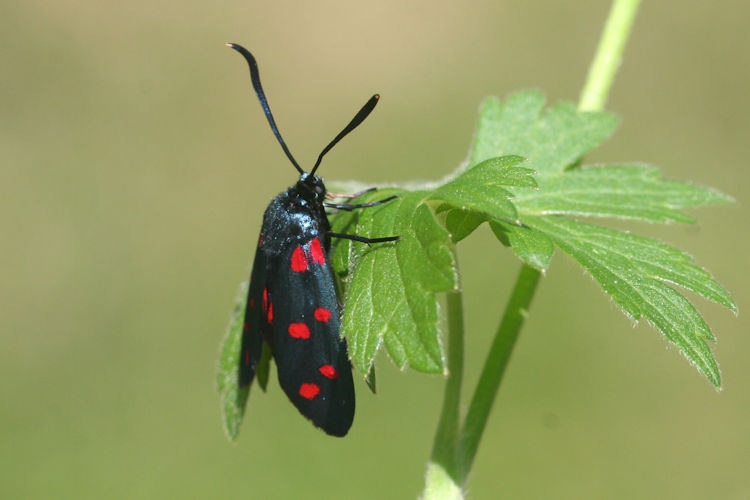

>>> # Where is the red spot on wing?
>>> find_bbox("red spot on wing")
[299,383,320,400]
[249,298,255,309]
[262,288,268,311]
[310,238,325,265]
[319,364,339,379]
[314,307,332,323]
[243,321,248,331]
[267,302,273,324]
[291,246,308,272]
[244,350,250,366]
[288,323,311,339]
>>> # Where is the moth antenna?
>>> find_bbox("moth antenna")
[227,43,304,175]
[310,94,379,176]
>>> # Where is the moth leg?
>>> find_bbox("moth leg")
[329,232,400,245]
[325,187,377,200]
[323,195,398,212]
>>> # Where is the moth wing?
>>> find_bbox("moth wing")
[238,237,272,388]
[268,236,355,436]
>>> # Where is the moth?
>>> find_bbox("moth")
[227,43,397,436]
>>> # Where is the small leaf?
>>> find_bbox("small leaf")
[490,221,554,271]
[431,156,531,222]
[256,343,271,392]
[464,156,538,187]
[433,156,535,242]
[524,215,736,385]
[470,91,619,174]
[439,207,487,242]
[365,366,377,394]
[332,191,457,375]
[217,281,251,441]
[513,164,733,222]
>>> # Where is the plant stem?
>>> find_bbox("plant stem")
[457,264,540,478]
[423,288,466,500]
[579,0,642,111]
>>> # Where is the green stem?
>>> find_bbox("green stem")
[457,265,540,478]
[450,0,643,489]
[579,0,642,111]
[423,288,466,500]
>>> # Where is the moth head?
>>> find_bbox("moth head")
[296,172,327,203]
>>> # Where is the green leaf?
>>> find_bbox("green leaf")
[462,91,734,385]
[217,281,251,441]
[430,156,536,242]
[524,215,736,386]
[332,191,457,375]
[438,207,487,243]
[464,156,538,187]
[470,91,619,173]
[328,91,733,385]
[431,155,533,222]
[256,343,271,392]
[490,221,555,271]
[365,366,377,393]
[513,164,733,222]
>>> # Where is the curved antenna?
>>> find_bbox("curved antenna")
[226,43,303,174]
[310,94,379,176]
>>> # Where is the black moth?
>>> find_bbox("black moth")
[228,43,398,437]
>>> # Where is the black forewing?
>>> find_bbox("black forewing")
[238,234,270,388]
[268,236,355,436]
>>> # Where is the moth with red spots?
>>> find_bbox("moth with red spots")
[228,43,398,437]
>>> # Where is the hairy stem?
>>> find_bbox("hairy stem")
[457,265,540,477]
[423,288,466,500]
[579,0,642,111]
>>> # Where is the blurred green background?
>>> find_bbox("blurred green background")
[3,1,749,498]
